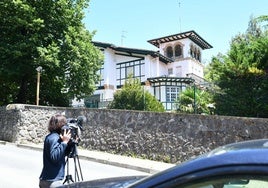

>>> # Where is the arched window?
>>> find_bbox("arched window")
[197,49,201,61]
[190,44,201,61]
[190,44,194,58]
[166,46,173,58]
[175,44,182,57]
[194,47,198,59]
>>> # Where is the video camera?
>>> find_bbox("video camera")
[62,116,86,158]
[61,116,86,144]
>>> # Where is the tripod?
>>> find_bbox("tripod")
[63,143,83,184]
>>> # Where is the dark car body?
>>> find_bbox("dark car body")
[59,139,268,188]
[58,176,146,188]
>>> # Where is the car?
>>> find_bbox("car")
[58,139,268,188]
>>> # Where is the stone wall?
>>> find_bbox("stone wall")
[0,105,21,142]
[1,104,268,163]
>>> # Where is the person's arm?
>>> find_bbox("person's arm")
[49,131,71,162]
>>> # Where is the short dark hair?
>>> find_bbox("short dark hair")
[48,114,67,133]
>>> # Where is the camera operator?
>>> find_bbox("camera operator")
[39,114,71,188]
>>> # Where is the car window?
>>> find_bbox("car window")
[182,178,268,188]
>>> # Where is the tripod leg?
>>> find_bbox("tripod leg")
[73,157,78,182]
[73,155,83,182]
[76,155,84,181]
[65,144,83,183]
[63,157,74,184]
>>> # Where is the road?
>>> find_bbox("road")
[0,142,149,188]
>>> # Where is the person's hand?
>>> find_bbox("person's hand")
[60,129,71,144]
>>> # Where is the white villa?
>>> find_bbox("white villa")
[74,30,212,111]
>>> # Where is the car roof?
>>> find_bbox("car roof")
[174,138,268,169]
[130,139,268,187]
[171,139,268,171]
[207,138,268,155]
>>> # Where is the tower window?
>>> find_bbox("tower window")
[166,46,173,58]
[190,44,194,57]
[175,44,182,57]
[197,49,201,61]
[190,44,201,62]
[168,68,173,75]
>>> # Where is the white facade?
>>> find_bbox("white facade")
[78,30,212,111]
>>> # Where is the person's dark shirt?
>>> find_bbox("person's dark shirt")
[39,132,67,181]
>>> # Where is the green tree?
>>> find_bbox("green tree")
[177,87,214,114]
[108,77,165,112]
[0,0,103,106]
[255,15,268,28]
[206,16,268,117]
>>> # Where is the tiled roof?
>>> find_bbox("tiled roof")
[147,30,213,50]
[92,41,173,64]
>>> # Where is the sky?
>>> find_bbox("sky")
[83,0,268,63]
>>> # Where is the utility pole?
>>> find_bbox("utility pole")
[36,66,43,106]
